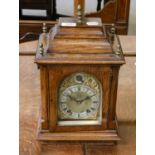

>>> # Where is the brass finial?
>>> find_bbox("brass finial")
[77,4,82,24]
[39,43,44,55]
[110,24,116,43]
[111,24,116,34]
[42,22,47,33]
[115,44,121,55]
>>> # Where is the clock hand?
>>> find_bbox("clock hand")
[67,95,83,105]
[87,93,96,99]
[67,94,82,104]
[67,94,77,102]
[67,93,96,104]
[79,93,96,103]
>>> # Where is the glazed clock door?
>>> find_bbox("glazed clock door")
[58,72,102,126]
[48,65,112,132]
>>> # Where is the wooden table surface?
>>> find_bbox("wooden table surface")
[19,36,136,155]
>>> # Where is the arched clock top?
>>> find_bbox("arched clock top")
[58,72,102,121]
[58,72,102,93]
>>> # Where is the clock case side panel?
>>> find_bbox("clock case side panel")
[39,65,50,130]
[108,66,120,129]
[47,64,114,132]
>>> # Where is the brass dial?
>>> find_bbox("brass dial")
[59,85,99,119]
[58,72,102,121]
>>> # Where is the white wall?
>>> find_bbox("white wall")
[128,0,136,35]
[56,0,104,15]
[56,0,74,16]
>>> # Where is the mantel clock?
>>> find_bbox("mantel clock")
[35,0,125,143]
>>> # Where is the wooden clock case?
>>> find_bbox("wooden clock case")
[35,17,125,142]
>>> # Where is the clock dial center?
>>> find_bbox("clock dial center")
[58,73,101,120]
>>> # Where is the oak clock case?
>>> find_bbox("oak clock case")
[35,17,125,141]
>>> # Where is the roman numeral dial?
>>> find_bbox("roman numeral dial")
[58,72,102,120]
[59,85,99,119]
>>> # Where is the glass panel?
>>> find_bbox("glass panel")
[57,72,102,126]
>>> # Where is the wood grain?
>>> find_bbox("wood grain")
[19,35,136,56]
[47,65,113,132]
[19,56,41,155]
[19,36,136,122]
[41,143,84,155]
[34,21,125,141]
[117,56,136,122]
[40,66,49,129]
[20,56,135,154]
[86,0,116,23]
[86,123,136,155]
[119,35,136,56]
[19,20,56,43]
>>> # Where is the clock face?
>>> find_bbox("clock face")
[58,72,102,125]
[59,85,99,119]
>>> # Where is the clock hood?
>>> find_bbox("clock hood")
[35,17,125,65]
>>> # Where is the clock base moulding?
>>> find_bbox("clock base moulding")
[37,115,120,142]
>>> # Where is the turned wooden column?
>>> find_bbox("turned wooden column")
[74,0,85,17]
